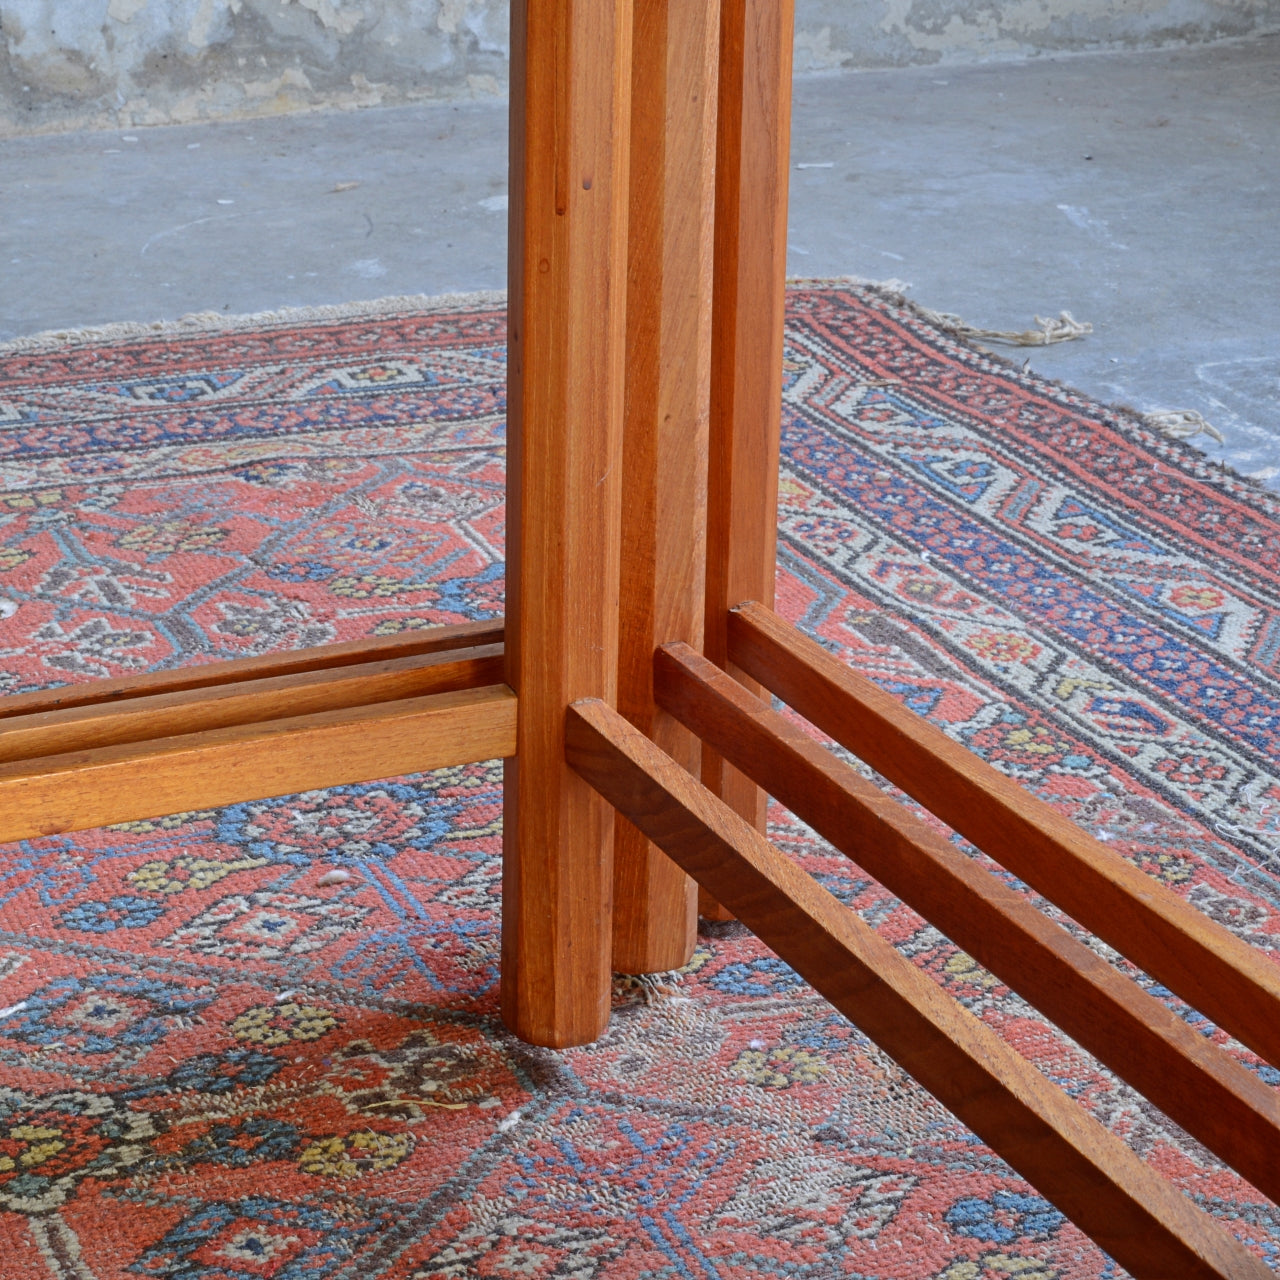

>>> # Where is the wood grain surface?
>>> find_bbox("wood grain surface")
[565,696,1273,1280]
[611,0,720,974]
[0,684,516,845]
[700,0,795,920]
[0,645,504,764]
[501,0,634,1046]
[0,619,503,720]
[727,600,1280,1071]
[655,640,1280,1202]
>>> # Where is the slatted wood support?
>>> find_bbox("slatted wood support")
[654,640,1280,1202]
[0,683,516,845]
[0,621,512,844]
[565,696,1273,1280]
[727,600,1280,1071]
[0,644,504,764]
[699,0,795,921]
[501,0,634,1046]
[0,619,503,720]
[611,0,720,974]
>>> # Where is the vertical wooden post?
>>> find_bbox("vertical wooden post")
[502,0,634,1047]
[612,0,721,974]
[701,0,795,919]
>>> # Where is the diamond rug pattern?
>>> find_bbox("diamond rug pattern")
[0,285,1277,1278]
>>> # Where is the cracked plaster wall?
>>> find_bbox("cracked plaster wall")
[0,0,507,134]
[2,0,1278,135]
[796,0,1280,71]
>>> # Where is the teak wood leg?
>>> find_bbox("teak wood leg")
[611,0,721,975]
[700,0,795,919]
[500,0,634,1047]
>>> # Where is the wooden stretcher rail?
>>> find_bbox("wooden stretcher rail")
[0,618,504,720]
[0,644,504,764]
[727,600,1280,1070]
[654,641,1280,1201]
[0,683,516,845]
[564,697,1271,1280]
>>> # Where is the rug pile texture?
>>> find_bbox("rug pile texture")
[0,284,1277,1278]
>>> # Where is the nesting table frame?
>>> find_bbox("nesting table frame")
[3,3,1278,1275]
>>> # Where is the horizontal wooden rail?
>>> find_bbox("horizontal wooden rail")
[565,697,1270,1280]
[0,618,504,720]
[655,641,1280,1201]
[0,644,504,764]
[727,600,1280,1070]
[0,683,516,844]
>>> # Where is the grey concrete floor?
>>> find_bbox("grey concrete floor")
[2,38,1277,482]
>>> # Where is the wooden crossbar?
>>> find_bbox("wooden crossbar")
[0,618,503,721]
[654,640,1280,1202]
[0,621,512,843]
[728,599,1280,1070]
[0,644,504,764]
[565,696,1272,1280]
[0,682,516,844]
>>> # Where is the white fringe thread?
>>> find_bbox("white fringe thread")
[1141,408,1226,446]
[915,307,1093,347]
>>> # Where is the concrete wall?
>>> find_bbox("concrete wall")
[797,0,1279,68]
[2,0,1278,135]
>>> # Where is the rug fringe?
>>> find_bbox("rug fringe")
[613,969,688,1005]
[788,274,913,295]
[1,282,1087,356]
[914,307,1093,347]
[0,290,510,356]
[0,282,1231,461]
[790,277,1093,348]
[805,279,1252,478]
[1142,407,1227,445]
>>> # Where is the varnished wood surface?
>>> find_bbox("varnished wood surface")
[705,0,793,655]
[0,645,504,764]
[501,0,633,1046]
[611,0,720,974]
[0,619,503,720]
[727,600,1280,1071]
[699,0,795,920]
[655,641,1280,1201]
[0,684,517,846]
[565,696,1273,1280]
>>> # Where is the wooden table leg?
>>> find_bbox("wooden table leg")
[701,0,795,919]
[612,0,721,975]
[501,0,634,1047]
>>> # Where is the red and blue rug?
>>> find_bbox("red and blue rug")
[0,285,1277,1278]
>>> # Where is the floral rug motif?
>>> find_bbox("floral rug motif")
[0,286,1277,1278]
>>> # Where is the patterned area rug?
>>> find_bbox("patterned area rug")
[0,285,1277,1279]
